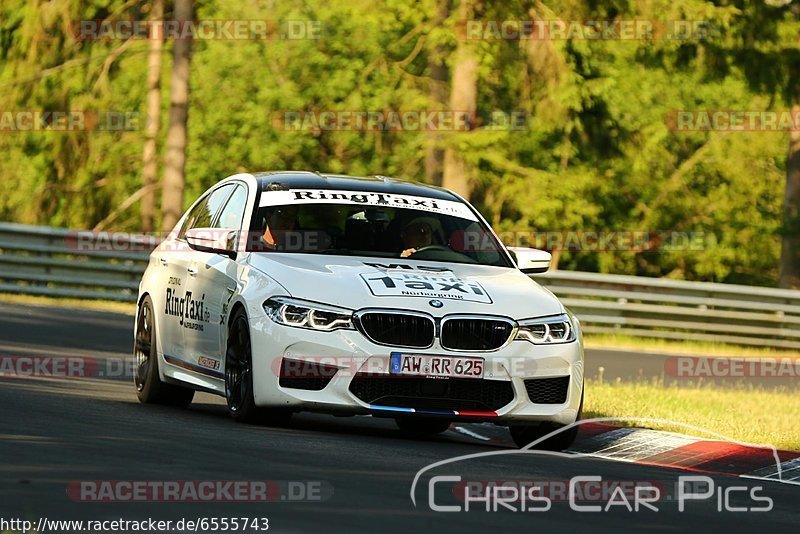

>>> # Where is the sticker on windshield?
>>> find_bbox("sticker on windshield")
[259,189,478,221]
[360,271,492,304]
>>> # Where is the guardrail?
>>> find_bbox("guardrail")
[533,271,800,350]
[0,222,150,302]
[1,222,799,349]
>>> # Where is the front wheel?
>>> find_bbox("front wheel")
[134,295,194,407]
[510,390,583,450]
[509,422,579,450]
[225,308,291,426]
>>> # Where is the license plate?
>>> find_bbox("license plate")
[389,352,484,379]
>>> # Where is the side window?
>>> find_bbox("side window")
[178,185,235,239]
[214,185,248,230]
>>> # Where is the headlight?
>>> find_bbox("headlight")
[515,313,575,344]
[263,297,354,331]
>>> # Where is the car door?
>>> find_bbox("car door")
[183,183,248,375]
[155,192,215,365]
[167,184,236,373]
[156,237,192,365]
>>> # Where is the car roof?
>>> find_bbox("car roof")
[252,171,461,202]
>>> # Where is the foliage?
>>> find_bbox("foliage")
[0,0,797,285]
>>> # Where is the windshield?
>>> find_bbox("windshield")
[247,197,512,268]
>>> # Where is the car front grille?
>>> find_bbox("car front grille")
[524,376,570,404]
[349,373,514,412]
[356,312,435,348]
[440,317,515,351]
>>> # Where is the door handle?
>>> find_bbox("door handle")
[187,266,198,277]
[159,257,168,267]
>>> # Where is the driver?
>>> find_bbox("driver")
[399,217,436,258]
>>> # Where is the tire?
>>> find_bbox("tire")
[509,422,578,450]
[225,308,292,426]
[134,295,195,407]
[395,417,452,435]
[510,390,584,450]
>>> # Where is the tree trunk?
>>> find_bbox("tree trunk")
[141,0,163,233]
[424,0,449,186]
[161,0,193,232]
[778,104,800,288]
[442,0,478,200]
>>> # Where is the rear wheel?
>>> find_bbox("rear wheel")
[134,295,194,407]
[395,417,451,435]
[225,308,291,425]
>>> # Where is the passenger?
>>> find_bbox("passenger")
[262,206,299,250]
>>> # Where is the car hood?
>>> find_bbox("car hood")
[246,253,563,319]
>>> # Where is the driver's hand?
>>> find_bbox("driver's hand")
[400,248,416,258]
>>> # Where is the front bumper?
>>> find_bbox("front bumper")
[248,310,584,426]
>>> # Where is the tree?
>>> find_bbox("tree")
[695,0,800,287]
[141,0,164,233]
[161,0,193,232]
[441,0,479,199]
[0,0,148,229]
[0,0,794,287]
[424,0,450,185]
[780,102,800,288]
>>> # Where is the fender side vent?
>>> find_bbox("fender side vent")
[279,358,338,391]
[523,376,570,404]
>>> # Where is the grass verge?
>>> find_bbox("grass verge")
[583,378,800,451]
[584,333,800,358]
[0,293,135,315]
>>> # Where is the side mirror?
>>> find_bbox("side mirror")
[508,246,551,274]
[185,228,238,260]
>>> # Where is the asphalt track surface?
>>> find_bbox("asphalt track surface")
[0,302,798,533]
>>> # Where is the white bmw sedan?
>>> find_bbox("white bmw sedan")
[134,171,584,449]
